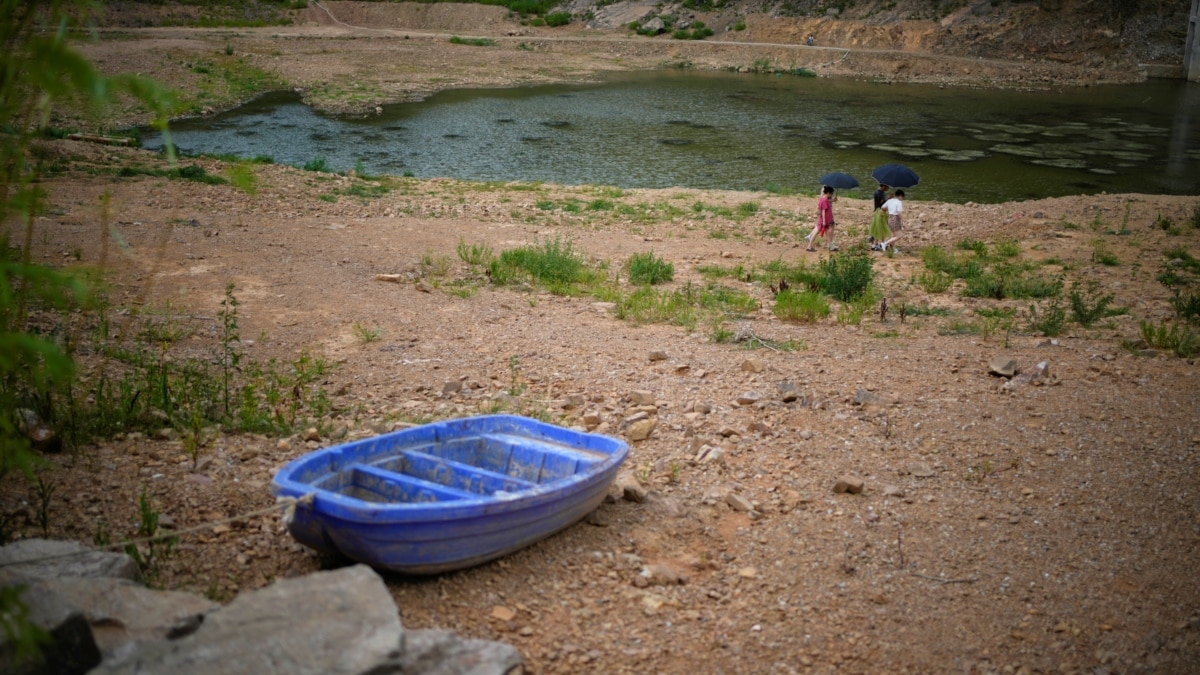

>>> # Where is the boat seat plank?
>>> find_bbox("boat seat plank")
[479,433,602,483]
[374,450,537,496]
[348,464,476,503]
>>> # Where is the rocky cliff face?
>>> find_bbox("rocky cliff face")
[595,0,1188,67]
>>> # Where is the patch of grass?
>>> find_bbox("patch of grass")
[773,289,830,322]
[616,282,757,331]
[303,156,330,172]
[1092,240,1120,266]
[338,181,392,200]
[456,240,494,269]
[914,269,953,294]
[420,251,453,278]
[352,322,381,343]
[736,201,760,217]
[976,307,1016,319]
[1140,320,1199,357]
[938,319,982,336]
[223,163,257,194]
[489,237,600,295]
[449,36,496,46]
[906,304,953,317]
[117,163,226,185]
[626,252,674,285]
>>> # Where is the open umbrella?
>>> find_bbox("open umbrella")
[871,163,920,188]
[819,172,859,190]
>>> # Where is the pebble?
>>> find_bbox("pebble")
[832,476,864,494]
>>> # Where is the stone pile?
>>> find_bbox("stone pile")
[0,539,522,675]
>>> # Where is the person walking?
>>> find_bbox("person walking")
[868,183,891,250]
[880,189,905,253]
[805,185,838,252]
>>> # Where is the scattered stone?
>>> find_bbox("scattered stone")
[615,471,647,503]
[778,381,799,402]
[737,567,758,579]
[1007,361,1052,388]
[989,355,1018,378]
[740,358,765,373]
[640,564,684,586]
[629,390,656,405]
[302,427,321,442]
[832,476,865,494]
[717,426,740,438]
[624,418,657,442]
[648,350,668,362]
[560,393,585,410]
[906,462,936,478]
[442,380,462,395]
[490,605,516,622]
[747,420,772,435]
[852,388,888,409]
[694,444,725,465]
[882,485,906,498]
[374,273,402,283]
[735,391,760,405]
[415,280,434,293]
[581,412,602,430]
[725,492,754,512]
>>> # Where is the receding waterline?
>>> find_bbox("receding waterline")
[140,71,1200,204]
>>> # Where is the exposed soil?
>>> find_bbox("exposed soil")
[7,3,1200,674]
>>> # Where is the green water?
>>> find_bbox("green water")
[142,70,1200,203]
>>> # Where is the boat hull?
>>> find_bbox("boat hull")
[270,415,630,574]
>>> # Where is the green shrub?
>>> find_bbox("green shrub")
[303,156,329,172]
[819,247,874,302]
[1170,289,1200,324]
[773,289,830,322]
[1027,298,1066,336]
[544,12,571,26]
[627,252,674,285]
[1068,281,1126,327]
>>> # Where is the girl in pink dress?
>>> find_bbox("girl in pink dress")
[805,185,838,252]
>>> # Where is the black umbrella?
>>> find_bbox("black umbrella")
[871,163,920,188]
[819,172,859,190]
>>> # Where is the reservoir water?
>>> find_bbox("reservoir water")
[140,71,1200,204]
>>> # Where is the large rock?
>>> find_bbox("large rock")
[0,539,140,582]
[0,573,102,675]
[45,576,218,657]
[93,565,406,675]
[401,629,523,675]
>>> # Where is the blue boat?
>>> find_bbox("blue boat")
[270,414,630,574]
